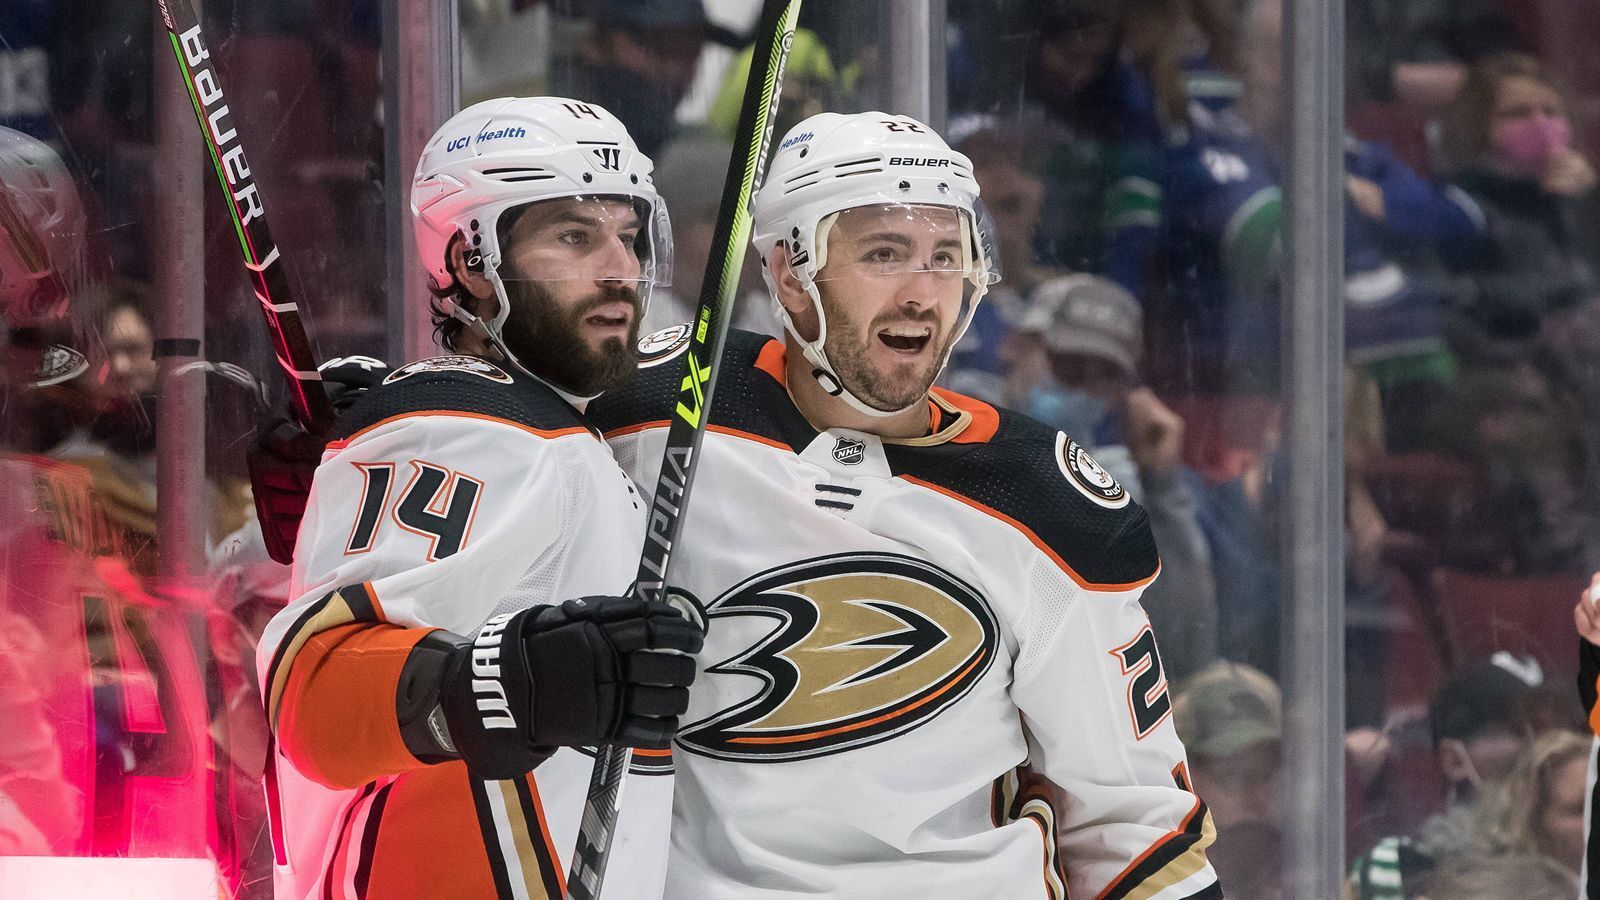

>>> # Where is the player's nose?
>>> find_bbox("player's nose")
[594,234,643,286]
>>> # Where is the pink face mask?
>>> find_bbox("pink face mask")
[1490,114,1572,175]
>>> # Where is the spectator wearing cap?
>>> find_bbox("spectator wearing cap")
[1173,660,1282,831]
[1173,661,1287,899]
[1012,274,1218,679]
[1430,654,1547,807]
[1348,652,1573,898]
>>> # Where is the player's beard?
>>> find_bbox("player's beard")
[821,297,956,413]
[500,279,642,397]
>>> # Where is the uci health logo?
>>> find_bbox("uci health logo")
[447,124,528,153]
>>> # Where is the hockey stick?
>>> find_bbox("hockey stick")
[564,1,804,897]
[154,0,333,433]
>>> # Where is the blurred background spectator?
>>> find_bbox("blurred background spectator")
[1173,661,1283,898]
[1008,274,1219,678]
[557,0,712,157]
[1346,652,1584,896]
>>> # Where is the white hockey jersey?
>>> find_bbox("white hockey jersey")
[590,331,1220,899]
[256,355,671,900]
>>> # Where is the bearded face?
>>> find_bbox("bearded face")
[495,196,650,397]
[499,278,642,397]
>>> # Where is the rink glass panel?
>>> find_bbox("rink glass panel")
[0,2,381,897]
[946,0,1600,896]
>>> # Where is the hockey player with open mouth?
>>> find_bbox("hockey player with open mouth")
[255,97,700,900]
[591,112,1222,898]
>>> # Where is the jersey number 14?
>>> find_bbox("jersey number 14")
[345,460,484,562]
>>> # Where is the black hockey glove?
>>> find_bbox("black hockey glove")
[247,356,389,563]
[419,597,703,779]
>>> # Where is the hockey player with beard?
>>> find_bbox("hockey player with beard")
[256,97,702,900]
[590,112,1220,899]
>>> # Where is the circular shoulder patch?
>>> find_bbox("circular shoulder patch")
[382,355,512,385]
[1055,432,1129,509]
[638,323,693,369]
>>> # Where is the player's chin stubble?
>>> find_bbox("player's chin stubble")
[501,280,641,397]
[824,306,950,413]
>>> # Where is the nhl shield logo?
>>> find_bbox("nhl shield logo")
[832,437,866,466]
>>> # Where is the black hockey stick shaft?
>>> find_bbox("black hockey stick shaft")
[155,0,333,433]
[564,1,803,897]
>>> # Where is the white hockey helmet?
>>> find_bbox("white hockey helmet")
[0,126,87,333]
[411,96,672,363]
[751,111,1001,417]
[0,127,92,388]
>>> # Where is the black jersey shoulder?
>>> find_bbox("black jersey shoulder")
[589,327,816,451]
[885,404,1159,588]
[332,355,587,441]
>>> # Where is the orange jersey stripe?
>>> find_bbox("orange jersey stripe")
[276,622,436,790]
[899,473,1161,592]
[363,764,505,899]
[930,386,1001,444]
[753,338,787,384]
[1590,674,1600,736]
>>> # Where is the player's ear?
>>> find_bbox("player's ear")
[447,233,497,303]
[1436,738,1473,788]
[768,240,813,320]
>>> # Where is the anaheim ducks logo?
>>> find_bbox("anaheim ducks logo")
[637,323,693,369]
[679,553,999,762]
[1056,432,1128,509]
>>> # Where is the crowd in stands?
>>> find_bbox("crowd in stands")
[2,0,1598,897]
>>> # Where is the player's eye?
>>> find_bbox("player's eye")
[931,251,959,270]
[558,229,590,247]
[864,247,899,264]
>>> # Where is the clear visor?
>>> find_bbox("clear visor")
[493,193,673,289]
[810,201,1001,289]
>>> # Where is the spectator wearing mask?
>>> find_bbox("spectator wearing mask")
[1349,653,1555,897]
[1014,274,1217,678]
[1439,53,1600,355]
[1437,53,1600,572]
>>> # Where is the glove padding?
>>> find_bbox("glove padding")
[247,356,389,563]
[523,596,704,750]
[437,596,703,779]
